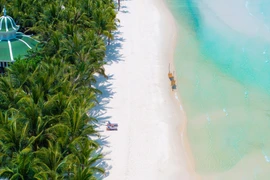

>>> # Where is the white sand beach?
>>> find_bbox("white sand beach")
[95,0,199,179]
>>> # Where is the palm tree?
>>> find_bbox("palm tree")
[67,138,104,180]
[62,105,97,143]
[0,147,37,179]
[0,77,25,111]
[33,141,67,180]
[0,0,118,178]
[0,112,38,179]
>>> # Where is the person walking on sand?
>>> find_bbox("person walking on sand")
[118,0,121,11]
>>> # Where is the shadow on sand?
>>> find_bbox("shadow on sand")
[105,27,125,65]
[114,0,130,13]
[90,26,125,178]
[120,5,130,14]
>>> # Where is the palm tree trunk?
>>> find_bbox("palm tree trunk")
[118,0,120,11]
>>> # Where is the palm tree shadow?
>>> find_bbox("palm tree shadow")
[94,135,114,179]
[120,10,129,13]
[91,19,126,179]
[105,28,125,65]
[90,74,116,179]
[90,74,115,122]
[93,145,112,179]
[120,5,129,13]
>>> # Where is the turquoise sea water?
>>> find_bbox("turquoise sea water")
[167,0,270,179]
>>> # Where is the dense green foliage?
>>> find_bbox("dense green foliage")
[0,0,118,179]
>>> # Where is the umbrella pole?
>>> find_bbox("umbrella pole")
[168,63,173,79]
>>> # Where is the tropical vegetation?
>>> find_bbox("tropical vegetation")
[0,0,118,179]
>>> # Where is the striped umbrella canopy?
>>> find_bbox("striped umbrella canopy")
[0,7,38,66]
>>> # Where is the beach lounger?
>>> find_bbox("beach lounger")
[107,121,118,127]
[106,126,118,131]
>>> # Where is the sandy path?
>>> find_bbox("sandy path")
[94,0,197,179]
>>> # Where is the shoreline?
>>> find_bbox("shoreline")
[98,0,200,179]
[157,0,200,178]
[162,1,270,179]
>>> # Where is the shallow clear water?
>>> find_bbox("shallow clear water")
[167,0,270,178]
